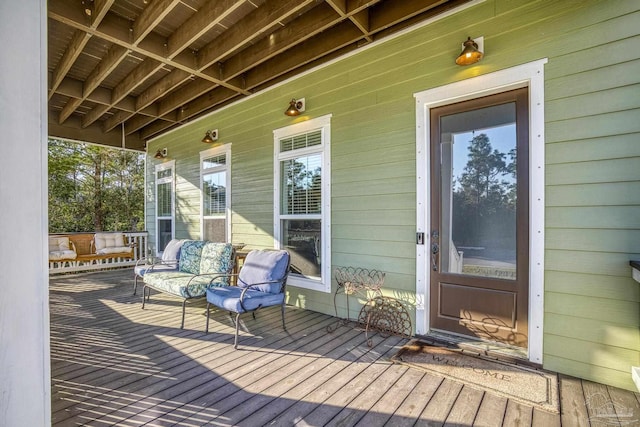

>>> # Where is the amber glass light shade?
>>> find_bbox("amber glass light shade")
[202,130,217,143]
[285,99,302,116]
[456,37,483,66]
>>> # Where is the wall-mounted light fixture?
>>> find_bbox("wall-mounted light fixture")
[202,129,219,143]
[456,36,484,66]
[284,98,305,116]
[154,148,168,159]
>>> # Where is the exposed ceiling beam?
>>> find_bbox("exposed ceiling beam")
[197,0,316,71]
[133,0,182,44]
[48,1,250,94]
[48,30,91,100]
[48,111,144,151]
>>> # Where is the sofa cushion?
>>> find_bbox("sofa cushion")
[96,246,132,255]
[161,239,185,262]
[49,236,77,260]
[144,271,228,298]
[49,249,77,261]
[134,263,178,278]
[199,242,234,285]
[94,233,132,255]
[206,286,285,313]
[49,236,71,252]
[238,250,289,294]
[179,240,206,275]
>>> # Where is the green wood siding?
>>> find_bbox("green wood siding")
[146,0,640,390]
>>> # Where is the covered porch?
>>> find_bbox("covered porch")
[51,269,640,426]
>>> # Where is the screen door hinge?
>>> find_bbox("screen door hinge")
[416,232,425,245]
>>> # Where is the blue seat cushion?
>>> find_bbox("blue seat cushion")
[238,250,289,294]
[206,286,285,314]
[144,271,229,298]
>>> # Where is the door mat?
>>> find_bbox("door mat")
[391,340,559,413]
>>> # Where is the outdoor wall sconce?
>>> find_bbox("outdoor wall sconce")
[456,36,484,66]
[202,129,219,143]
[154,148,168,159]
[284,98,305,116]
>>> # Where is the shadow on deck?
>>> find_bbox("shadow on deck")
[50,269,640,426]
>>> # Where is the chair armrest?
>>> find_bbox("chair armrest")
[237,280,285,312]
[184,272,236,287]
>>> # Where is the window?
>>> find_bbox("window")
[274,114,332,292]
[155,160,175,254]
[200,144,231,242]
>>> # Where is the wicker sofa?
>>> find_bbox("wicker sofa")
[141,240,235,328]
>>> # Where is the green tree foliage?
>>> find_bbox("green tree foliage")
[48,139,145,233]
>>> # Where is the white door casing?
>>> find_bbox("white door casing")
[414,59,547,364]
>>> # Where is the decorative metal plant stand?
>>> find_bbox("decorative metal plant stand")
[358,295,412,347]
[327,266,411,346]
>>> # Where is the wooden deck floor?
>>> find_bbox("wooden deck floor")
[50,270,640,426]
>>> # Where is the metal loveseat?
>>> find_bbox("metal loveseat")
[141,240,235,328]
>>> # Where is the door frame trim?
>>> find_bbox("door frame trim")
[414,59,547,364]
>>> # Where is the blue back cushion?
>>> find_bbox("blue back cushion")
[179,240,205,274]
[238,250,289,294]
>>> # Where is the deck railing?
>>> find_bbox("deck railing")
[49,231,148,275]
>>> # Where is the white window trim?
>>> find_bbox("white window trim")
[414,58,547,364]
[274,114,332,293]
[200,143,232,242]
[155,159,175,255]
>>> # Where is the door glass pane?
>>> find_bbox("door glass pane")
[440,102,517,279]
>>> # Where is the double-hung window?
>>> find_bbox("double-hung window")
[200,144,231,242]
[155,160,175,254]
[274,114,331,292]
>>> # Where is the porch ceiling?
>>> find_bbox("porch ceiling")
[48,0,470,151]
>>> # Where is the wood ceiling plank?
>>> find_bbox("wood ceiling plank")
[49,111,144,151]
[103,110,136,133]
[157,78,216,117]
[135,69,192,111]
[83,44,130,97]
[174,86,239,123]
[49,0,466,145]
[369,0,448,32]
[58,77,148,116]
[105,103,163,133]
[244,21,363,89]
[196,0,316,70]
[326,0,347,14]
[82,104,111,128]
[49,30,91,100]
[135,111,181,138]
[167,0,246,58]
[48,2,250,94]
[326,0,375,42]
[222,2,340,79]
[111,58,164,105]
[49,0,114,100]
[55,77,83,99]
[350,9,371,38]
[134,0,182,45]
[59,97,84,124]
[92,0,116,28]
